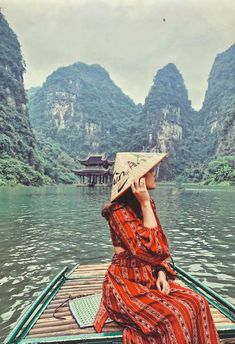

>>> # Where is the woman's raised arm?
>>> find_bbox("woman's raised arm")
[109,205,170,265]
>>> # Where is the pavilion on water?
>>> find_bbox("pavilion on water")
[73,154,114,186]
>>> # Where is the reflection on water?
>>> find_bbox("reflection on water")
[0,185,234,340]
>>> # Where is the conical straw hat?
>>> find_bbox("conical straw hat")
[111,152,169,202]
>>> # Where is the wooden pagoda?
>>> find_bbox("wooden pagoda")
[73,154,114,186]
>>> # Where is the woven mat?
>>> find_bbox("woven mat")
[69,293,112,328]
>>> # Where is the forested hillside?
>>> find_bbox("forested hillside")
[28,62,138,157]
[0,9,234,186]
[200,44,235,159]
[137,63,195,180]
[188,44,235,184]
[28,44,235,184]
[0,12,44,186]
[0,12,79,185]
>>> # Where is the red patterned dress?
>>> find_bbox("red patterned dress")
[94,199,219,344]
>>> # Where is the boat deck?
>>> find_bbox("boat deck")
[7,263,235,343]
[27,263,121,340]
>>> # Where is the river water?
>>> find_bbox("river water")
[0,185,234,341]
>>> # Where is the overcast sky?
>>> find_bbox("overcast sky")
[1,0,234,110]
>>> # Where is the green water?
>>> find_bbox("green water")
[0,185,234,341]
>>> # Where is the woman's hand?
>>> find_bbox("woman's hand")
[131,177,157,228]
[156,271,170,294]
[131,177,150,205]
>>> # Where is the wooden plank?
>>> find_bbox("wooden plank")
[25,263,234,341]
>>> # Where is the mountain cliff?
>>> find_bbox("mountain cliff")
[0,12,44,185]
[134,47,235,182]
[1,7,234,185]
[142,63,193,149]
[28,62,138,157]
[193,43,235,184]
[0,12,80,186]
[27,48,234,183]
[201,44,235,121]
[200,44,235,157]
[136,63,194,179]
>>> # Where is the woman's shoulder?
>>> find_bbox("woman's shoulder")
[101,201,125,219]
[109,202,130,215]
[101,201,135,220]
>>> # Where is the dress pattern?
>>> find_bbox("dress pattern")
[94,199,219,344]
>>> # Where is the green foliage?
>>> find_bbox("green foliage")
[0,12,26,108]
[0,177,7,186]
[0,12,46,186]
[36,135,79,184]
[27,56,235,185]
[202,44,235,117]
[0,106,39,163]
[216,108,235,156]
[28,62,138,158]
[1,13,234,187]
[203,156,235,184]
[0,158,46,186]
[147,63,191,112]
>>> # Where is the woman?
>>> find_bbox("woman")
[94,152,219,344]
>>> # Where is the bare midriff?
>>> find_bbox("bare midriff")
[114,246,126,254]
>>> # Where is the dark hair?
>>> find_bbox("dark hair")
[101,187,142,221]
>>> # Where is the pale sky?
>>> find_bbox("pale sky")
[1,0,235,110]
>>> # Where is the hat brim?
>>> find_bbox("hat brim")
[111,152,169,202]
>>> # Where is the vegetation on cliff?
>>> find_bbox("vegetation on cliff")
[0,12,79,186]
[0,9,234,186]
[0,12,44,185]
[28,62,138,158]
[203,156,235,185]
[138,63,195,180]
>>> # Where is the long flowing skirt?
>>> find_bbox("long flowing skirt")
[101,255,219,344]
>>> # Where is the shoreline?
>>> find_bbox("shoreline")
[0,180,234,189]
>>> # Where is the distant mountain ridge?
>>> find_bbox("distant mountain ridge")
[0,11,45,185]
[201,44,235,120]
[27,43,235,182]
[0,9,234,185]
[28,62,138,157]
[199,44,235,158]
[130,63,195,179]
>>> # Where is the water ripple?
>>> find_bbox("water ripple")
[0,185,234,342]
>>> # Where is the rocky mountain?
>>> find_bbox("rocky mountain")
[179,43,235,183]
[201,44,235,121]
[0,12,80,186]
[136,63,195,179]
[134,46,235,182]
[28,62,197,180]
[28,63,138,158]
[199,44,235,157]
[142,63,193,149]
[1,7,233,185]
[28,46,234,183]
[0,11,44,185]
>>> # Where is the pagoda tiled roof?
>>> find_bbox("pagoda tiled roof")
[78,154,114,166]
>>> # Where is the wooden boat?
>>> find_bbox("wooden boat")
[5,263,235,343]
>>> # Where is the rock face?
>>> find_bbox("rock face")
[28,62,138,157]
[0,12,41,178]
[0,9,80,186]
[199,44,235,157]
[2,9,233,185]
[141,63,193,153]
[28,47,235,181]
[201,44,235,122]
[135,63,194,179]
